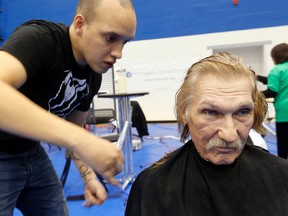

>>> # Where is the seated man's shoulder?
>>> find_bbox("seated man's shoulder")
[137,143,190,182]
[244,144,288,169]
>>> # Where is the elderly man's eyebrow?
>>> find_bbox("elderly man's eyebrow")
[198,100,219,107]
[198,100,254,109]
[238,101,254,109]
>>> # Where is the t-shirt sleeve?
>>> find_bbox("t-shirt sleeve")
[0,23,54,80]
[268,66,280,92]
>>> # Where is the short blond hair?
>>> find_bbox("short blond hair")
[76,0,134,24]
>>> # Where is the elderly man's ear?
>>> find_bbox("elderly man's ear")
[181,114,188,124]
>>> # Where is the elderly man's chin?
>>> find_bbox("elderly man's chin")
[208,150,242,165]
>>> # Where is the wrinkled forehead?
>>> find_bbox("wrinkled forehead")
[195,70,255,91]
[189,82,254,121]
[193,73,255,104]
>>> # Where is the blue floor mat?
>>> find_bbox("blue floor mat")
[13,123,278,216]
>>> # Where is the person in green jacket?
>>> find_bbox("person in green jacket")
[262,43,288,159]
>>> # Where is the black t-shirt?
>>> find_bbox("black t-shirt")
[125,140,288,216]
[0,20,102,153]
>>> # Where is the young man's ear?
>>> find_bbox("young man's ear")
[73,14,86,36]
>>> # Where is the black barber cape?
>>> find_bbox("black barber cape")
[125,140,288,216]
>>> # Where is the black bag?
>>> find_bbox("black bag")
[131,101,149,138]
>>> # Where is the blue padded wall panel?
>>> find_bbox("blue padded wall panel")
[0,0,77,45]
[1,0,288,45]
[133,0,288,40]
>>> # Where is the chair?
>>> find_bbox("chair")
[85,108,118,139]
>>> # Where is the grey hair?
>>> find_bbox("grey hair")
[175,52,268,142]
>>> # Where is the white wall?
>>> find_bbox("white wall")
[115,25,288,121]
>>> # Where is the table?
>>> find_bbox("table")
[98,92,149,190]
[262,98,276,135]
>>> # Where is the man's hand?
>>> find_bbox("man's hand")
[69,149,119,206]
[65,110,124,187]
[72,134,124,186]
[82,178,107,207]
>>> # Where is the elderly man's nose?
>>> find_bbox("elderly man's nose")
[218,116,238,142]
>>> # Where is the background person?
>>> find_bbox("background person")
[125,52,288,216]
[0,0,136,215]
[260,43,288,159]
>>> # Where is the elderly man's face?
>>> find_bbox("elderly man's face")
[187,74,254,165]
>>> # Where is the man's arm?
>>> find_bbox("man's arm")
[262,88,278,98]
[0,51,123,185]
[66,110,108,206]
[256,75,268,85]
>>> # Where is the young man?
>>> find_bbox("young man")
[125,52,288,216]
[0,0,136,215]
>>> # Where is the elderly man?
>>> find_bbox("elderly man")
[125,52,288,216]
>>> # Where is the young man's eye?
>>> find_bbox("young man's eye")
[105,35,117,43]
[105,36,113,42]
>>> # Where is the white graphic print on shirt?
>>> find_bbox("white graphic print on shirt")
[48,71,89,117]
